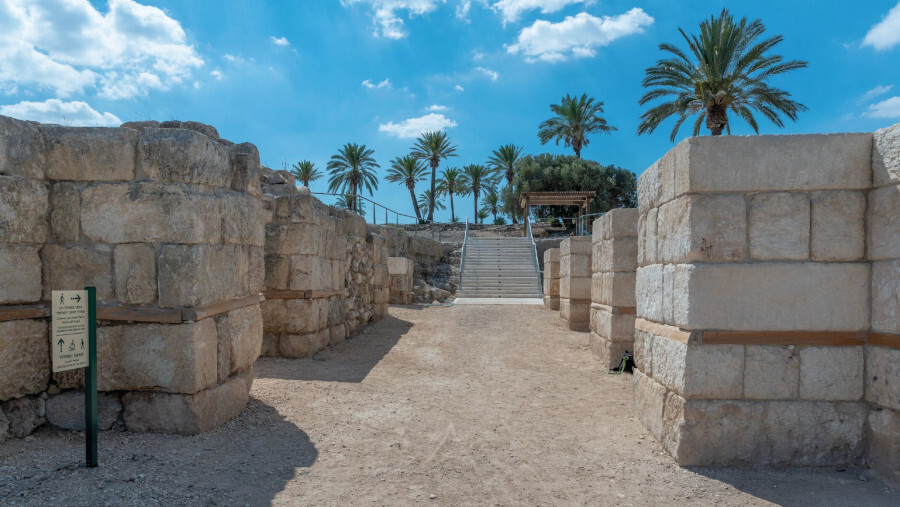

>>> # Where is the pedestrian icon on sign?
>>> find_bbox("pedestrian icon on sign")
[81,338,85,350]
[60,294,65,305]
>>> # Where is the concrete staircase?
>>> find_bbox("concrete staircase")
[457,237,542,298]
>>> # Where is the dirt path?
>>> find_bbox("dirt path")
[1,305,897,505]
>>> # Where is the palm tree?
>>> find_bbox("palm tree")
[463,164,498,224]
[487,144,523,223]
[436,167,469,222]
[638,9,808,141]
[291,160,322,187]
[386,154,428,222]
[538,93,616,158]
[335,194,365,217]
[411,131,457,222]
[477,209,489,223]
[418,189,445,215]
[481,192,500,223]
[326,143,379,215]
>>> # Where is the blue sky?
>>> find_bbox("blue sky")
[2,0,900,222]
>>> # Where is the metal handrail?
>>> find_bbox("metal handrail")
[309,192,452,227]
[525,219,543,297]
[459,217,469,291]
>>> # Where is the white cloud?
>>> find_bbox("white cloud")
[456,1,471,20]
[475,66,499,81]
[506,8,653,62]
[454,84,464,91]
[426,104,449,111]
[341,0,443,39]
[224,54,237,62]
[490,0,586,25]
[864,96,900,118]
[863,2,900,50]
[362,78,392,89]
[378,113,457,138]
[0,98,120,126]
[861,84,894,102]
[270,36,290,46]
[0,0,203,100]
[210,69,224,80]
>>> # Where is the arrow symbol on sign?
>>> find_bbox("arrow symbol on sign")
[71,295,82,303]
[58,338,65,353]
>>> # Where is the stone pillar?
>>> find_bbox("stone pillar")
[542,248,560,310]
[559,237,591,331]
[867,124,900,484]
[590,209,638,369]
[633,132,872,466]
[388,257,414,304]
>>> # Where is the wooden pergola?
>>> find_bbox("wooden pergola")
[520,191,596,236]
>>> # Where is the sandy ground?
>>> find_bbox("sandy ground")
[1,304,897,506]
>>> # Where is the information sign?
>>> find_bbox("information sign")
[51,290,90,372]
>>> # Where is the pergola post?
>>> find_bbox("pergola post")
[519,191,596,237]
[522,195,530,237]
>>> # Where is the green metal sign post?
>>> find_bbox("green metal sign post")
[84,286,98,468]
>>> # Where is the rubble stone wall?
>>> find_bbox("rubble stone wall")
[542,248,560,310]
[0,116,265,439]
[631,128,900,477]
[388,257,415,305]
[559,237,591,331]
[590,209,638,369]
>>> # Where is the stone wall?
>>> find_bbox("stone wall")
[632,128,900,478]
[388,257,415,305]
[590,209,638,369]
[259,180,389,359]
[559,237,591,331]
[0,116,265,438]
[542,248,560,310]
[369,225,451,303]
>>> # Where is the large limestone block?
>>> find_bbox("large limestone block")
[157,244,248,307]
[41,126,137,181]
[289,254,336,291]
[872,261,900,334]
[593,238,638,272]
[664,398,867,466]
[408,236,443,262]
[80,182,221,244]
[799,346,864,401]
[673,263,870,331]
[560,236,591,257]
[592,208,639,240]
[866,345,900,411]
[546,261,559,280]
[45,391,121,431]
[0,320,49,400]
[637,160,661,210]
[0,245,42,304]
[637,208,658,266]
[248,246,265,294]
[543,248,560,264]
[676,133,872,193]
[260,298,320,334]
[810,191,865,261]
[387,256,414,277]
[0,396,45,438]
[633,329,653,376]
[264,254,291,290]
[658,194,747,263]
[867,408,900,485]
[266,222,325,256]
[98,320,217,394]
[873,122,900,186]
[590,306,635,342]
[221,193,265,247]
[651,337,744,399]
[42,245,114,302]
[214,305,263,383]
[632,370,666,441]
[567,252,592,277]
[0,175,48,243]
[867,184,900,260]
[122,368,251,434]
[591,333,632,370]
[278,330,331,358]
[636,265,664,323]
[559,299,589,331]
[561,276,591,299]
[49,182,80,243]
[114,244,157,305]
[0,115,45,179]
[742,346,800,400]
[749,192,810,260]
[137,127,232,188]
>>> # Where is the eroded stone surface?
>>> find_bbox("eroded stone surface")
[749,192,810,260]
[45,391,121,431]
[799,346,864,401]
[0,320,49,400]
[214,305,263,383]
[41,126,137,181]
[0,245,42,304]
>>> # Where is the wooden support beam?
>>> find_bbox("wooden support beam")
[182,293,264,322]
[97,306,183,324]
[0,303,49,322]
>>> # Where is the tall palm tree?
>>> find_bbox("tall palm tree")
[481,192,500,223]
[538,93,616,158]
[638,9,808,141]
[385,154,428,222]
[418,189,445,215]
[411,131,457,222]
[326,143,379,215]
[436,167,469,222]
[291,160,322,187]
[487,144,523,223]
[463,164,498,224]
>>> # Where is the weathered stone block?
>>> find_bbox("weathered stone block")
[593,238,638,272]
[742,346,800,400]
[264,254,290,290]
[45,391,121,431]
[81,182,221,244]
[122,368,251,434]
[867,184,900,260]
[42,245,114,302]
[637,160,661,210]
[278,330,331,358]
[637,208,658,266]
[266,222,324,256]
[137,127,232,187]
[658,194,747,263]
[559,299,589,331]
[230,143,262,197]
[214,305,263,383]
[871,260,900,334]
[0,320,49,400]
[633,370,666,441]
[0,396,45,438]
[592,208,639,240]
[866,345,900,411]
[543,295,559,310]
[799,346,864,401]
[0,115,46,179]
[867,408,900,485]
[809,191,866,261]
[289,254,335,291]
[591,272,636,307]
[97,320,217,394]
[158,244,248,307]
[260,298,319,334]
[590,306,635,342]
[590,332,632,370]
[49,182,80,243]
[330,324,347,345]
[873,122,900,186]
[248,246,264,294]
[651,337,744,399]
[633,329,653,376]
[41,126,138,181]
[260,333,278,357]
[749,192,810,260]
[0,175,48,243]
[568,253,592,277]
[560,236,591,257]
[636,265,664,323]
[114,244,157,305]
[673,263,870,331]
[561,276,590,299]
[0,245,42,304]
[221,193,265,247]
[543,248,559,264]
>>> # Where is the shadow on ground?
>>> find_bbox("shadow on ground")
[255,314,414,383]
[0,399,317,506]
